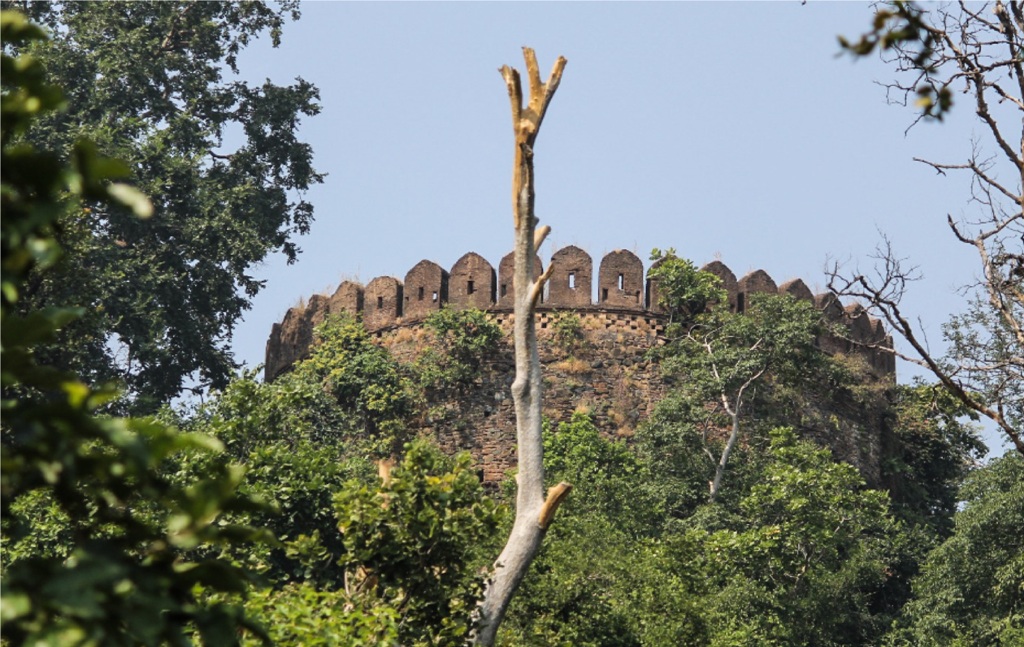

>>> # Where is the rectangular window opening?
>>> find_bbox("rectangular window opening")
[618,273,624,290]
[432,291,438,302]
[500,283,507,297]
[602,288,609,301]
[418,287,425,301]
[568,272,576,289]
[377,296,384,310]
[467,280,475,295]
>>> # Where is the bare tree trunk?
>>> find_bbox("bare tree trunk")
[473,48,570,646]
[708,412,740,502]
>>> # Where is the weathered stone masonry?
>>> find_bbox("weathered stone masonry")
[265,246,896,484]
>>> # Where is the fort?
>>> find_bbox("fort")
[265,246,894,381]
[265,246,895,484]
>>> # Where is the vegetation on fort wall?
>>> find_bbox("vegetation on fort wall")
[549,311,587,356]
[416,307,504,395]
[647,248,726,332]
[295,315,417,455]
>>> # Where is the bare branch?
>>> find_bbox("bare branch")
[828,252,1024,455]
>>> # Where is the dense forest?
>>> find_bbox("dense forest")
[2,3,1022,646]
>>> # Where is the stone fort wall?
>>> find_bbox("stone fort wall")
[264,246,896,485]
[264,246,895,382]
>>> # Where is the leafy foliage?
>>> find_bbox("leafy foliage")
[890,452,1024,646]
[652,291,825,500]
[172,363,505,645]
[635,402,748,520]
[294,315,416,454]
[659,292,825,398]
[549,311,586,356]
[334,441,505,646]
[1,11,272,644]
[885,380,986,535]
[173,380,373,590]
[417,307,504,394]
[502,414,705,646]
[694,428,904,646]
[543,412,661,538]
[190,368,356,457]
[3,0,323,409]
[241,583,401,646]
[647,248,726,331]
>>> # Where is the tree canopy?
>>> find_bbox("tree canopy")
[1,12,274,643]
[2,0,323,410]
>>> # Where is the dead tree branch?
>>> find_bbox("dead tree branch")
[474,47,568,646]
[836,2,1024,454]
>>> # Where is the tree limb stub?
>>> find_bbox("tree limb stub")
[538,482,573,529]
[529,264,555,310]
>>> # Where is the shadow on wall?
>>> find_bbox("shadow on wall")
[265,246,895,380]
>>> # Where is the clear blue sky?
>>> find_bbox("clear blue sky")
[226,1,1006,453]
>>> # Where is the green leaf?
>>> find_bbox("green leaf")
[106,183,154,219]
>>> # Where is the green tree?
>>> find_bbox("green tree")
[1,11,272,643]
[890,452,1024,646]
[417,307,504,395]
[501,414,705,646]
[332,441,505,646]
[293,315,417,455]
[542,413,663,538]
[172,373,374,590]
[2,0,323,410]
[647,248,726,331]
[172,364,505,645]
[656,292,825,501]
[695,428,904,646]
[241,583,401,646]
[885,380,986,536]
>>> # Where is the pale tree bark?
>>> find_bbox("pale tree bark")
[707,378,761,503]
[473,48,570,646]
[695,333,767,502]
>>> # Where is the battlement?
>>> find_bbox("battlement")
[265,247,895,381]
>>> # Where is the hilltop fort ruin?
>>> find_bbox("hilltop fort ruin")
[264,246,895,485]
[265,246,894,382]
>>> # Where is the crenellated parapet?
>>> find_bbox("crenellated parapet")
[265,246,895,381]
